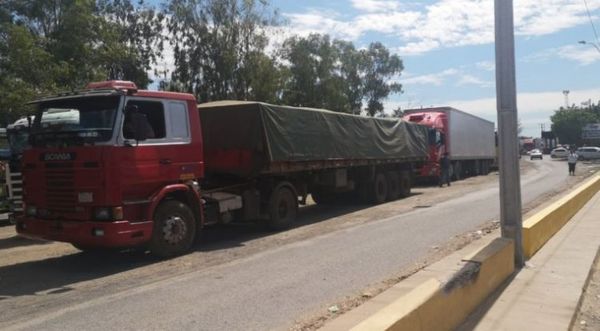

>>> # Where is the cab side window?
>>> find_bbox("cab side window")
[168,102,189,140]
[123,101,166,140]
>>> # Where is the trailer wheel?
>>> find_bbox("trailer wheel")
[267,186,298,230]
[481,161,490,175]
[369,173,388,204]
[452,162,462,181]
[149,200,196,258]
[386,172,400,201]
[398,171,411,198]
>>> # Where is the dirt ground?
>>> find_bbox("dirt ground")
[571,249,600,331]
[0,159,596,330]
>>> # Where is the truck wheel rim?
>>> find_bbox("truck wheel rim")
[162,216,186,245]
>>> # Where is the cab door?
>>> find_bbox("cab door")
[118,99,175,204]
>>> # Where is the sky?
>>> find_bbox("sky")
[151,0,600,137]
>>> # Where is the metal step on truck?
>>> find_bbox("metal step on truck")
[17,81,430,257]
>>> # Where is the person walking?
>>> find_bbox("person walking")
[567,150,578,176]
[439,152,451,187]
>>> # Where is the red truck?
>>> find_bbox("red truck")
[403,107,496,181]
[16,81,429,257]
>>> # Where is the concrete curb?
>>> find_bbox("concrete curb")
[349,238,514,331]
[322,174,600,331]
[522,174,600,258]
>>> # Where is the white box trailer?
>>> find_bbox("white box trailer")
[445,108,496,160]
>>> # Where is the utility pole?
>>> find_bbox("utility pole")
[495,0,524,267]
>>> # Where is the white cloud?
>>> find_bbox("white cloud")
[350,0,401,13]
[523,44,600,66]
[387,87,600,136]
[457,74,493,87]
[284,0,600,55]
[402,68,459,86]
[401,67,492,88]
[556,45,600,65]
[476,61,495,71]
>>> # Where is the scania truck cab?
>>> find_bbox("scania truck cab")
[17,81,205,257]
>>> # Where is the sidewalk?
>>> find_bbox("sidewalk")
[458,191,600,331]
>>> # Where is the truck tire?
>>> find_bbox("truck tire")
[267,186,298,230]
[398,171,411,198]
[369,173,388,204]
[149,200,196,258]
[386,172,400,201]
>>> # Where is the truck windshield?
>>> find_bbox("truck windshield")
[31,96,120,147]
[7,130,29,156]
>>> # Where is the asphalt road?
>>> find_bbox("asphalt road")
[1,158,590,331]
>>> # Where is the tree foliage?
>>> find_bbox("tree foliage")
[1,0,406,126]
[165,0,280,102]
[0,0,164,124]
[278,34,403,115]
[551,103,600,145]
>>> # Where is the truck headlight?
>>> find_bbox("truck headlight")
[94,208,111,221]
[93,207,123,221]
[26,205,37,216]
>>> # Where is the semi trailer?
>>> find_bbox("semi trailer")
[17,81,429,257]
[403,107,496,181]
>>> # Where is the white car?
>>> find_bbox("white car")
[576,147,600,160]
[550,147,569,159]
[530,149,543,160]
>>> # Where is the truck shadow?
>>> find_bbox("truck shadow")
[196,192,423,252]
[0,235,53,250]
[0,193,421,298]
[0,249,158,298]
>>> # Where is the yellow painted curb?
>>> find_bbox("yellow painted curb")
[523,174,600,259]
[350,238,514,331]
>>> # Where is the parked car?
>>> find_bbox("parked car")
[576,146,600,160]
[530,149,543,160]
[550,147,569,159]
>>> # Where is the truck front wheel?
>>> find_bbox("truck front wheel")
[149,200,196,258]
[267,186,298,230]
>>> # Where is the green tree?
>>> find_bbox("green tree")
[165,0,279,102]
[361,42,403,116]
[551,107,600,145]
[0,0,164,124]
[279,35,403,115]
[279,34,349,110]
[96,0,165,88]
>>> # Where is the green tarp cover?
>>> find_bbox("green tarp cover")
[199,101,428,175]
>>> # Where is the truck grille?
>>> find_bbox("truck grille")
[45,168,76,213]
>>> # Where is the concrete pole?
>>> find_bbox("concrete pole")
[495,0,524,267]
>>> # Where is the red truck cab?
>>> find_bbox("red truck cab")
[17,81,205,257]
[403,111,446,178]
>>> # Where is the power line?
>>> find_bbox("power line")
[583,0,600,46]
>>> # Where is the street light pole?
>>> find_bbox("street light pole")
[578,40,600,54]
[495,0,524,267]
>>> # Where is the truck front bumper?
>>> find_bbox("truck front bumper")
[16,217,153,248]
